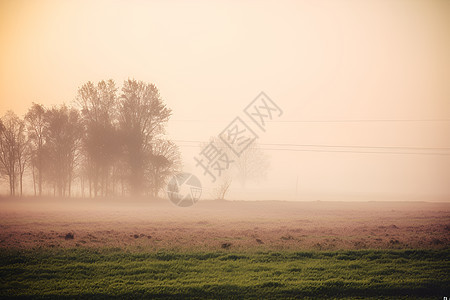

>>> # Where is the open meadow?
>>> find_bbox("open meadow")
[0,197,449,298]
[1,0,449,298]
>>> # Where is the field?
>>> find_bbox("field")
[1,248,449,299]
[0,197,449,298]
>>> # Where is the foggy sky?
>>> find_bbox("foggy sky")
[0,0,449,200]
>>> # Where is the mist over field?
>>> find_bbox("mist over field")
[0,0,449,298]
[1,197,449,251]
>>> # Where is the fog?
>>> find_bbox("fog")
[0,0,449,201]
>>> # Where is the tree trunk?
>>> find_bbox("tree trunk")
[38,139,42,197]
[38,162,42,196]
[32,164,36,196]
[9,173,13,196]
[11,166,16,196]
[68,174,72,197]
[89,176,92,198]
[81,175,85,198]
[19,172,23,197]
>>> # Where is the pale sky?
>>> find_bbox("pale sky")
[0,0,449,200]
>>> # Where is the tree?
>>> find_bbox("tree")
[0,111,27,196]
[0,78,178,197]
[146,139,181,197]
[0,116,15,195]
[205,136,269,199]
[118,79,172,196]
[25,103,46,196]
[233,142,269,187]
[211,175,232,200]
[42,106,82,197]
[76,79,177,198]
[77,80,119,197]
[16,121,28,197]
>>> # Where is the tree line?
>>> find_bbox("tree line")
[0,79,181,198]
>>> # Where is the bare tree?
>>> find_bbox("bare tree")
[77,80,119,197]
[42,106,82,197]
[16,122,28,196]
[0,79,177,197]
[25,103,46,196]
[0,115,15,195]
[146,139,181,197]
[233,142,269,187]
[211,175,232,200]
[206,136,270,189]
[118,79,171,196]
[0,111,27,196]
[76,79,175,197]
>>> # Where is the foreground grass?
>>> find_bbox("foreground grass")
[0,248,449,299]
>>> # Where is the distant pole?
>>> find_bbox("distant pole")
[295,175,299,200]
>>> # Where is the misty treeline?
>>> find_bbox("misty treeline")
[0,79,181,198]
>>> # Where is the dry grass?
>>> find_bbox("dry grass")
[0,197,448,251]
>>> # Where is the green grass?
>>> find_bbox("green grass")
[0,248,449,299]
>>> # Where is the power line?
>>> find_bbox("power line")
[172,139,450,151]
[261,119,450,123]
[256,148,450,156]
[172,140,450,156]
[251,143,450,151]
[171,119,450,123]
[176,144,449,156]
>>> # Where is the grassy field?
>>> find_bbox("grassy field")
[1,199,448,298]
[1,248,449,299]
[1,199,449,251]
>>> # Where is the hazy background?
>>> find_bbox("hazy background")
[1,0,449,201]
